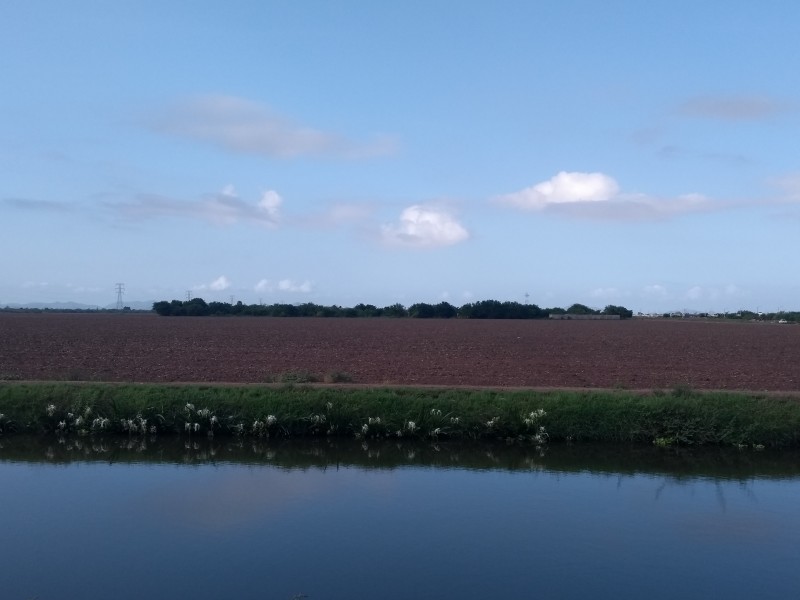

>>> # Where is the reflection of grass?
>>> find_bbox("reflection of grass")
[0,382,799,447]
[263,370,354,384]
[324,370,353,383]
[278,371,319,384]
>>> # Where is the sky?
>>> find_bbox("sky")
[2,1,800,313]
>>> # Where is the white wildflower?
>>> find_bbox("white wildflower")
[266,415,277,426]
[67,412,74,420]
[430,408,441,417]
[74,416,83,427]
[326,402,333,410]
[450,417,460,425]
[57,421,66,430]
[193,423,200,432]
[84,406,92,417]
[210,415,218,425]
[406,421,417,433]
[362,424,369,435]
[368,417,381,425]
[431,428,441,437]
[46,404,56,416]
[185,403,195,412]
[185,422,191,432]
[197,408,210,418]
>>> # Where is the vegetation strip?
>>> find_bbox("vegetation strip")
[1,382,799,447]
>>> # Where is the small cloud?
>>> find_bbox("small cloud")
[643,284,668,297]
[495,171,619,210]
[254,279,313,293]
[195,276,231,292]
[724,284,744,297]
[254,279,272,293]
[686,286,704,300]
[209,276,231,291]
[589,287,626,299]
[494,171,715,221]
[113,186,282,227]
[278,279,313,293]
[381,205,469,248]
[684,284,746,302]
[151,94,396,159]
[677,95,793,121]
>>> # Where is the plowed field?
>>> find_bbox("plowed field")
[1,313,798,391]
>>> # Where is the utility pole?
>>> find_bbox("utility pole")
[115,283,125,310]
[186,290,191,301]
[524,292,530,305]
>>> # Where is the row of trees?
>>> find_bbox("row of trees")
[152,298,634,319]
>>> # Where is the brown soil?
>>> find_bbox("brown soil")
[1,313,799,391]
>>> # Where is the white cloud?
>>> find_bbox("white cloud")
[254,279,272,293]
[684,284,746,302]
[677,95,793,121]
[381,205,469,248]
[152,94,396,159]
[114,186,282,227]
[643,284,668,297]
[685,286,703,300]
[209,276,231,291]
[589,287,627,299]
[278,279,313,293]
[497,172,619,210]
[494,171,715,220]
[194,276,231,292]
[254,279,313,294]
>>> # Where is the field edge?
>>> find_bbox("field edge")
[1,381,799,448]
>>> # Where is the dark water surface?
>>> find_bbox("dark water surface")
[1,436,799,600]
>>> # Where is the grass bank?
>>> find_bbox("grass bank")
[1,382,799,447]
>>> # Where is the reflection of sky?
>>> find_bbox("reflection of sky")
[1,462,799,600]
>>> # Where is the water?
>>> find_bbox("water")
[1,436,799,600]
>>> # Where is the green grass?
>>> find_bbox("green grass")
[0,382,799,447]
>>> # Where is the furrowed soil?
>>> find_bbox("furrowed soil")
[1,313,798,391]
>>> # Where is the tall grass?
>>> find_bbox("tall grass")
[0,382,798,447]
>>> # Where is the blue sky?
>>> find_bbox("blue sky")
[2,1,799,312]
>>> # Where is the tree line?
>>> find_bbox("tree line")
[152,298,634,319]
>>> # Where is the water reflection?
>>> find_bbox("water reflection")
[2,434,799,479]
[1,437,799,600]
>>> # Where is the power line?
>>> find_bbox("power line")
[115,283,125,310]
